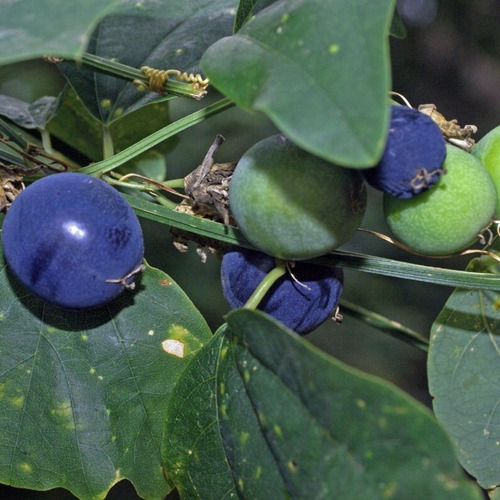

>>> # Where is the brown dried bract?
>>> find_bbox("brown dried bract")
[418,103,477,151]
[0,164,25,212]
[183,134,236,225]
[170,200,235,262]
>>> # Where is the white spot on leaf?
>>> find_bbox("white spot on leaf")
[162,339,185,358]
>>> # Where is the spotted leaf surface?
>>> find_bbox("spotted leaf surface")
[163,309,481,499]
[57,0,238,124]
[0,253,211,500]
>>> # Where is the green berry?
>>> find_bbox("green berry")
[384,145,497,256]
[229,135,367,260]
[472,124,500,216]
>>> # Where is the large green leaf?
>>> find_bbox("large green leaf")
[202,0,394,167]
[57,0,238,125]
[428,250,500,490]
[163,309,482,499]
[0,253,212,500]
[0,1,119,66]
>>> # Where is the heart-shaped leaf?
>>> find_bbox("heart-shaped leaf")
[202,0,394,167]
[428,250,500,490]
[57,0,238,125]
[0,252,212,500]
[0,0,120,66]
[163,309,482,499]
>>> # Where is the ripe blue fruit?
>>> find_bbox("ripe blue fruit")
[221,247,343,335]
[362,105,446,198]
[2,172,144,309]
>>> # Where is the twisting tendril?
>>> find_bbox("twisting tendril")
[134,66,210,96]
[164,69,210,87]
[478,220,500,247]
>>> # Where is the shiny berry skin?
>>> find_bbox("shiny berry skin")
[362,105,446,198]
[2,172,144,309]
[221,247,343,335]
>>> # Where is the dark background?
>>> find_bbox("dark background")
[1,0,499,497]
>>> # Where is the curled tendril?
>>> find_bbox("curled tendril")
[478,220,500,247]
[164,69,210,87]
[134,66,210,95]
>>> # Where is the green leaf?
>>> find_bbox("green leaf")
[390,8,407,39]
[57,0,238,125]
[233,0,278,32]
[47,85,177,161]
[118,150,167,181]
[163,309,482,499]
[428,250,500,490]
[0,253,212,500]
[162,326,235,499]
[202,0,395,167]
[0,95,60,130]
[76,97,234,172]
[0,0,120,66]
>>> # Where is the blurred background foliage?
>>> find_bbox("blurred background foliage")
[1,0,500,498]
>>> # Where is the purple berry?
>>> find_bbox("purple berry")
[362,105,446,198]
[221,247,343,335]
[2,173,144,309]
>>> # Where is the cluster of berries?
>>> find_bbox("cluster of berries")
[2,102,499,326]
[220,103,500,334]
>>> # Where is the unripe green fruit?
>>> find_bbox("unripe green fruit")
[384,145,497,256]
[229,135,367,260]
[472,125,500,216]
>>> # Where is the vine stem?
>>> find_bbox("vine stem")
[339,299,429,352]
[102,125,114,159]
[244,261,287,310]
[76,52,205,99]
[163,178,186,189]
[79,97,234,177]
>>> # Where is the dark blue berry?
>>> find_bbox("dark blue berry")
[2,173,144,309]
[221,247,343,335]
[362,105,446,198]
